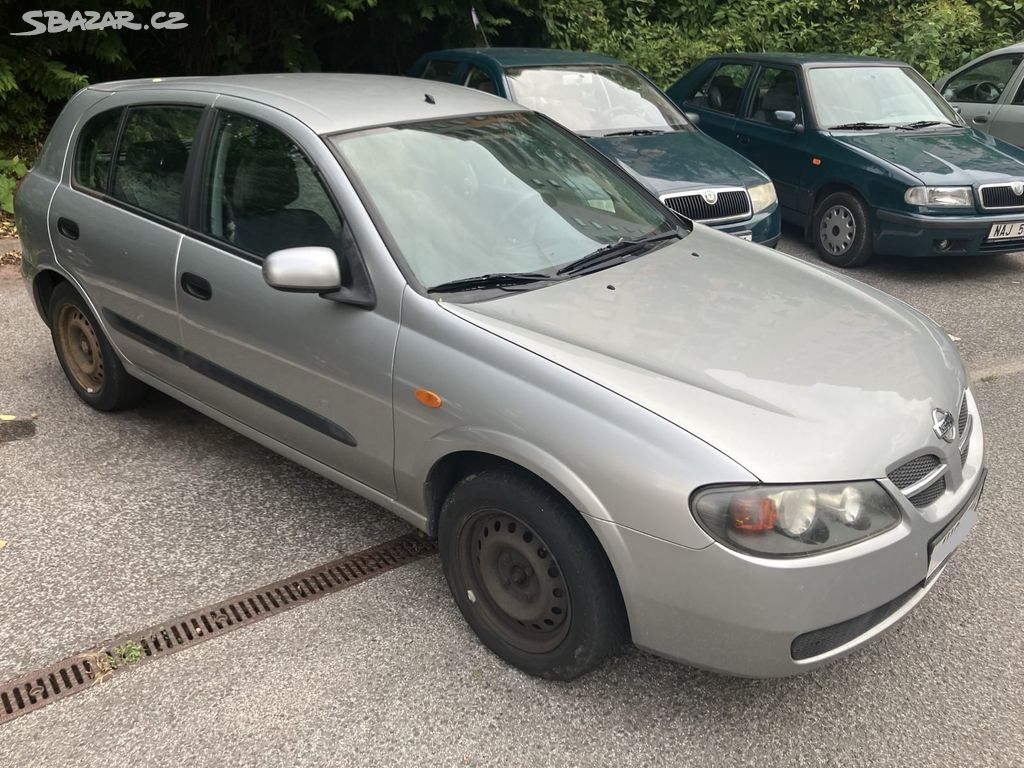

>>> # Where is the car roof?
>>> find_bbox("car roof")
[705,52,906,68]
[85,73,524,134]
[429,47,623,68]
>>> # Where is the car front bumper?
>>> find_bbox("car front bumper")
[875,208,1024,257]
[710,205,780,246]
[590,421,986,677]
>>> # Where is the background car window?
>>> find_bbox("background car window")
[464,65,498,94]
[110,106,202,220]
[201,111,343,258]
[74,108,123,193]
[943,55,1023,104]
[748,67,803,125]
[421,59,459,82]
[687,63,753,115]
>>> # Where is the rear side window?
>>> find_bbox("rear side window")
[687,63,753,115]
[74,108,123,192]
[421,59,459,82]
[200,111,344,259]
[110,106,203,221]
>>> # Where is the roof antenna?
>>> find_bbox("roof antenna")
[471,6,491,47]
[424,93,436,104]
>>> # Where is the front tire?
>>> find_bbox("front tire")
[49,283,146,411]
[812,191,873,267]
[439,468,628,680]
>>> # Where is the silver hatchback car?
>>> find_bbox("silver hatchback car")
[16,74,985,680]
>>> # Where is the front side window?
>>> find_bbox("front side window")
[687,63,754,115]
[110,105,203,220]
[464,65,498,95]
[808,66,960,128]
[421,59,459,83]
[331,112,675,290]
[943,55,1022,104]
[201,111,343,259]
[75,108,122,192]
[748,67,803,126]
[505,64,689,136]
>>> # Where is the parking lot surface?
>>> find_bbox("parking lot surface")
[2,230,1023,767]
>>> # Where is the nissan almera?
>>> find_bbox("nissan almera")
[15,74,985,679]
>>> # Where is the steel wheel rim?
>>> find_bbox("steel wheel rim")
[457,509,571,654]
[57,304,104,394]
[820,204,857,255]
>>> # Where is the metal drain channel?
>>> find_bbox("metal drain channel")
[0,533,436,726]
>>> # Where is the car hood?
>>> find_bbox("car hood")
[831,127,1024,185]
[586,129,767,195]
[442,226,966,482]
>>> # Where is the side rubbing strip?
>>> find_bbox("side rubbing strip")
[105,311,357,447]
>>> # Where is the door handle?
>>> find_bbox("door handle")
[180,272,212,301]
[974,115,988,124]
[57,217,79,240]
[737,134,750,145]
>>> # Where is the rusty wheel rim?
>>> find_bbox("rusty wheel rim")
[458,510,571,654]
[57,304,104,394]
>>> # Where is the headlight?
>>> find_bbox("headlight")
[904,186,974,207]
[748,181,777,213]
[691,481,901,557]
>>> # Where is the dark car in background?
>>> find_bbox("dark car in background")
[936,43,1024,147]
[411,48,781,245]
[668,53,1024,266]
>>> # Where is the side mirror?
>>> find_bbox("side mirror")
[684,111,701,126]
[263,247,342,293]
[773,110,804,132]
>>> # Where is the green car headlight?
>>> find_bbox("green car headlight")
[691,481,901,557]
[748,181,778,213]
[904,186,974,207]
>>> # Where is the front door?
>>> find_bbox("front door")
[174,102,398,494]
[941,53,1024,134]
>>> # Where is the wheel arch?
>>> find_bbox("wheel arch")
[32,268,70,326]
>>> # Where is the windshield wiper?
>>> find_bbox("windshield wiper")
[602,128,667,137]
[828,122,893,130]
[897,120,958,130]
[556,232,680,276]
[427,272,558,294]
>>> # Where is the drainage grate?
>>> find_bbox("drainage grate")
[0,532,435,726]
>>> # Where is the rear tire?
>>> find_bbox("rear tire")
[812,191,873,267]
[439,468,628,680]
[49,283,147,411]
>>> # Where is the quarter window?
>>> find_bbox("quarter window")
[687,63,753,115]
[943,55,1023,104]
[200,111,344,259]
[747,67,803,125]
[421,59,459,82]
[75,108,123,193]
[110,106,203,220]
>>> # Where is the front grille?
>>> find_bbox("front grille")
[888,454,940,489]
[791,584,919,660]
[909,476,946,506]
[958,393,971,467]
[980,183,1024,210]
[662,189,751,223]
[958,395,968,435]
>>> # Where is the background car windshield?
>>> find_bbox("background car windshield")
[807,66,960,127]
[331,112,673,289]
[505,65,689,136]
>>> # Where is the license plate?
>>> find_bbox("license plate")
[735,231,753,241]
[927,474,985,576]
[987,221,1024,240]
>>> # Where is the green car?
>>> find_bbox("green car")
[410,48,781,245]
[668,53,1024,266]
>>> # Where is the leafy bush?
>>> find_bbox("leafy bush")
[0,155,28,215]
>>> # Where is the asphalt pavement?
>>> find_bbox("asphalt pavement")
[1,230,1023,767]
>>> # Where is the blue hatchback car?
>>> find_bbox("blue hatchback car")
[411,48,781,245]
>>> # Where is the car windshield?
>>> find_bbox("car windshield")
[331,112,676,291]
[504,64,690,136]
[807,66,961,128]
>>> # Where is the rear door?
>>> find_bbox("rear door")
[940,53,1024,133]
[49,92,210,385]
[172,98,399,493]
[674,61,755,148]
[732,64,812,217]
